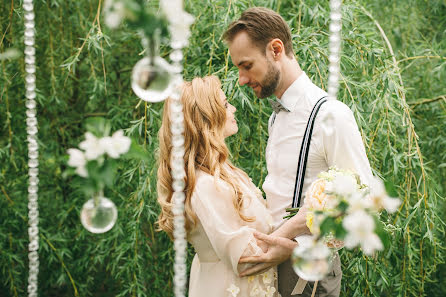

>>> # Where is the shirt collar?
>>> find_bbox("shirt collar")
[277,72,311,111]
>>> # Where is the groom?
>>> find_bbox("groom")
[223,7,374,297]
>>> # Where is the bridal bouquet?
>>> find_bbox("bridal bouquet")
[290,167,401,281]
[289,167,401,255]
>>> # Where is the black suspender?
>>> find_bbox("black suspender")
[291,96,328,208]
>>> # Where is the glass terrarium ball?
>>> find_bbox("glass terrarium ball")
[80,196,118,234]
[291,235,334,281]
[131,56,174,102]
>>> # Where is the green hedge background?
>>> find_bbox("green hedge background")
[1,0,445,296]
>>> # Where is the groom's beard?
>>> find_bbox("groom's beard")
[259,61,280,98]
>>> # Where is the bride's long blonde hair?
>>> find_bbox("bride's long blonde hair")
[157,75,254,238]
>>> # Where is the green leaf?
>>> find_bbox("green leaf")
[383,179,398,198]
[374,216,390,249]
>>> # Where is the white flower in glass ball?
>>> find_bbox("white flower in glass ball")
[99,130,131,158]
[292,235,334,281]
[131,56,175,103]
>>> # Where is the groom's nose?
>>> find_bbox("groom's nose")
[238,72,249,86]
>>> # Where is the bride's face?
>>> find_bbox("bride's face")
[219,89,238,138]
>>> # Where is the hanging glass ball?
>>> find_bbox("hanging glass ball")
[131,56,174,102]
[291,236,335,281]
[80,196,117,234]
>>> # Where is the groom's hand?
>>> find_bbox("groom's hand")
[238,231,297,277]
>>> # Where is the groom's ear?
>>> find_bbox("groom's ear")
[268,38,285,60]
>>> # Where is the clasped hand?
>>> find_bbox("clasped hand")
[238,231,298,277]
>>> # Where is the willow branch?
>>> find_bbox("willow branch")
[358,2,428,209]
[398,55,446,63]
[409,95,446,107]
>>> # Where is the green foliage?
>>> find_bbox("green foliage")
[0,0,444,297]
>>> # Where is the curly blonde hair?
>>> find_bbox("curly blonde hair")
[156,75,254,238]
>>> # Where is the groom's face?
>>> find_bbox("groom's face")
[229,32,280,98]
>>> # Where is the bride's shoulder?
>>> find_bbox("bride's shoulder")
[194,170,229,191]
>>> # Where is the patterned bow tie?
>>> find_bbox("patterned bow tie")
[268,99,290,113]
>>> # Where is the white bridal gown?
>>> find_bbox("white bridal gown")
[188,167,279,297]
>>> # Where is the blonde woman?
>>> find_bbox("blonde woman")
[157,76,279,297]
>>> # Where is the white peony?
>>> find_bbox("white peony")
[67,148,88,177]
[343,210,383,255]
[79,132,105,160]
[100,130,131,159]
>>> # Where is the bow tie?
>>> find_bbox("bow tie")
[268,99,290,113]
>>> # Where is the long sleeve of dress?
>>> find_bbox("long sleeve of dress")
[191,174,262,275]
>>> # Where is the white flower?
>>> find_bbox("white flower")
[343,210,383,255]
[75,165,88,178]
[382,196,401,213]
[367,177,401,213]
[328,173,358,196]
[262,270,274,285]
[79,132,105,160]
[227,283,240,297]
[67,148,86,168]
[265,286,276,297]
[99,130,131,159]
[67,148,88,177]
[347,192,372,213]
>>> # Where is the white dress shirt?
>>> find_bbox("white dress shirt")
[262,72,374,231]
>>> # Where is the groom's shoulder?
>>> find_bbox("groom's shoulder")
[320,99,354,118]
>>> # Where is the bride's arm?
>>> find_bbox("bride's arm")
[191,174,264,275]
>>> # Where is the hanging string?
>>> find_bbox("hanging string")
[169,42,188,297]
[327,0,342,101]
[23,0,40,296]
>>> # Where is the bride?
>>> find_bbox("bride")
[157,76,279,297]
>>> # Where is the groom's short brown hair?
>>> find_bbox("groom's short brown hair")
[223,7,293,57]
